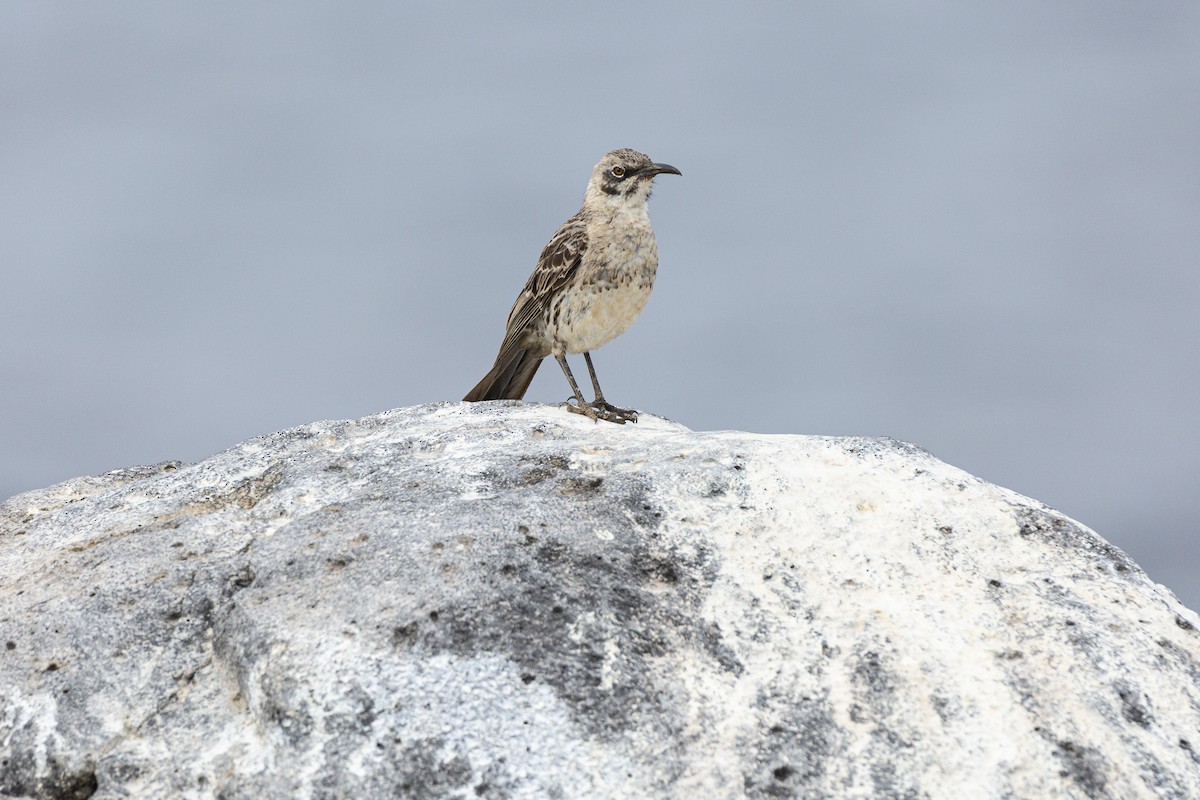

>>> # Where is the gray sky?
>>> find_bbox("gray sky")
[3,3,1198,608]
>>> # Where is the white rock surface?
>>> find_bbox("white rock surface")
[1,401,1198,799]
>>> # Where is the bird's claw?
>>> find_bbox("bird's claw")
[564,400,637,424]
[595,401,638,423]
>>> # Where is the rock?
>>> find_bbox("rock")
[1,401,1198,799]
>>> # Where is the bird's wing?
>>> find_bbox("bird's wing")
[498,213,589,355]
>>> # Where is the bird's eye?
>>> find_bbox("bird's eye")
[610,166,625,178]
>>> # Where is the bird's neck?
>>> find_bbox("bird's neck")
[581,187,653,227]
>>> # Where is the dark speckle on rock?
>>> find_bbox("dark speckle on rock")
[392,623,419,649]
[1051,738,1109,798]
[1116,683,1153,728]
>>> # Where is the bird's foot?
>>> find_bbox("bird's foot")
[563,400,635,424]
[564,400,601,422]
[595,400,638,423]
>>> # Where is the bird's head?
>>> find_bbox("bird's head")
[585,148,681,206]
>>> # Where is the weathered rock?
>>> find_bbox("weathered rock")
[1,402,1198,799]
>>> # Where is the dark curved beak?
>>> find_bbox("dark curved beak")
[643,162,682,177]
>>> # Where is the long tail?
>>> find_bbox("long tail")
[463,347,544,401]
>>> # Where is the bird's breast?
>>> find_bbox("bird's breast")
[546,232,658,354]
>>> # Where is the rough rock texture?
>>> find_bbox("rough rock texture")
[2,402,1199,799]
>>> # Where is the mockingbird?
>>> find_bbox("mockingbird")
[463,148,680,424]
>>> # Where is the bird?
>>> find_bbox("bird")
[463,148,681,424]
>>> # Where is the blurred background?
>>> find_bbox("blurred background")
[2,3,1197,607]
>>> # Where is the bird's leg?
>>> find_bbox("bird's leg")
[583,352,638,423]
[557,354,630,424]
[555,354,601,422]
